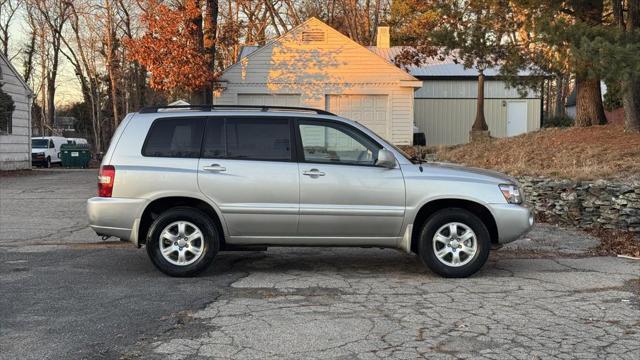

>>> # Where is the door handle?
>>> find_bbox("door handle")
[303,169,325,177]
[203,164,226,172]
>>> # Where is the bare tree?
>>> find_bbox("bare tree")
[0,0,19,58]
[21,4,38,83]
[28,0,71,131]
[59,0,125,151]
[103,0,120,126]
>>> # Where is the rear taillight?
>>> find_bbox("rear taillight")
[98,165,115,197]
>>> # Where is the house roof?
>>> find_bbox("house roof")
[367,46,535,78]
[226,17,419,85]
[0,53,33,96]
[238,43,535,79]
[238,45,259,59]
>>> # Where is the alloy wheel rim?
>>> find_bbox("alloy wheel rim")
[159,221,204,266]
[432,222,477,267]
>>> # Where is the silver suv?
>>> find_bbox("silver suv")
[87,105,533,278]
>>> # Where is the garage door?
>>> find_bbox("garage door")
[237,94,301,107]
[326,95,388,138]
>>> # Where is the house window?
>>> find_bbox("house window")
[301,30,326,43]
[0,84,14,135]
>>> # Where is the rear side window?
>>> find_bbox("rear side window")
[143,117,204,158]
[202,120,225,158]
[201,118,292,161]
[226,118,291,160]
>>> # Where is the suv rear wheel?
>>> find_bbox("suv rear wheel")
[146,207,219,277]
[418,208,490,278]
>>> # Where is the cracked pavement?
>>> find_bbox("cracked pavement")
[1,169,639,359]
[136,250,640,360]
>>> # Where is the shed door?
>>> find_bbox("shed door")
[237,94,301,107]
[326,95,388,138]
[506,101,528,137]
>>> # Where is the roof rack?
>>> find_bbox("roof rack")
[138,104,336,116]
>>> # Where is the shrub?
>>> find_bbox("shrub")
[543,115,574,128]
[603,81,623,111]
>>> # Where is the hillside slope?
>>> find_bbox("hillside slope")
[435,124,640,180]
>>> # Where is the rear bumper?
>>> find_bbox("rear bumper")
[488,203,534,244]
[87,197,146,244]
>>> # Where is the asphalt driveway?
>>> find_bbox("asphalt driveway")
[0,169,638,359]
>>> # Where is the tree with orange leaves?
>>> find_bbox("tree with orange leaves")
[125,0,215,95]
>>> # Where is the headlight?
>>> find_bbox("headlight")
[499,184,523,204]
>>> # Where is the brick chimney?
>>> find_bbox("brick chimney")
[376,26,390,49]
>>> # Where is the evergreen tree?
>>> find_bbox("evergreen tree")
[0,83,15,134]
[393,0,640,131]
[392,0,515,138]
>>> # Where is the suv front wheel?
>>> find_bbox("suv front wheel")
[418,208,490,278]
[146,207,219,277]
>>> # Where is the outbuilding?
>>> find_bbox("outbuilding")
[0,53,33,170]
[371,48,543,145]
[213,17,422,145]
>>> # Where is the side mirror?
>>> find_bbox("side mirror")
[375,149,396,168]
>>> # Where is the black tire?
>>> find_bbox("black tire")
[45,157,51,168]
[146,207,219,277]
[418,208,490,278]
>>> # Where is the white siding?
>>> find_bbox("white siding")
[414,98,541,145]
[415,80,540,99]
[214,18,419,145]
[391,87,414,145]
[0,56,32,170]
[237,94,301,106]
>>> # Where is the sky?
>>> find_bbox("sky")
[8,9,83,106]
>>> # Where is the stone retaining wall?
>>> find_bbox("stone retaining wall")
[517,177,640,233]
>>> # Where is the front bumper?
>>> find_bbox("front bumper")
[87,197,146,244]
[488,203,534,244]
[32,153,46,165]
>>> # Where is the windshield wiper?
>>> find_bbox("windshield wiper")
[411,155,425,172]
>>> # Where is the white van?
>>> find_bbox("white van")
[31,136,66,167]
[66,138,89,146]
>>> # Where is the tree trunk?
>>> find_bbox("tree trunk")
[553,75,565,117]
[575,76,606,126]
[572,0,606,126]
[203,0,219,104]
[264,0,287,35]
[472,72,489,131]
[46,74,56,131]
[46,30,63,132]
[621,0,640,132]
[105,0,119,126]
[622,80,640,132]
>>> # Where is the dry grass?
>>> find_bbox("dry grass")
[588,228,640,258]
[433,124,640,181]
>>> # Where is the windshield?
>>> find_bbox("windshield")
[32,139,49,149]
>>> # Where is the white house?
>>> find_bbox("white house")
[215,18,542,146]
[0,54,33,170]
[213,17,422,145]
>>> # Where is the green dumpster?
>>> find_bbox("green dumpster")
[60,143,92,168]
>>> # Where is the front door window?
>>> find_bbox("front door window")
[298,123,379,166]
